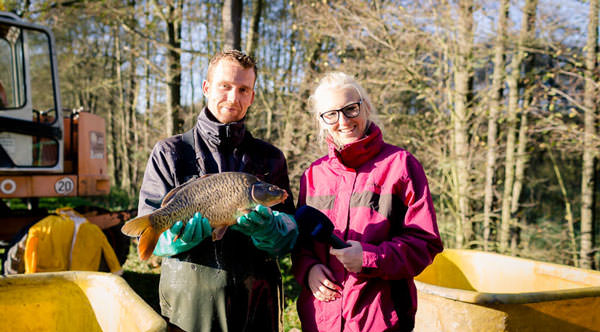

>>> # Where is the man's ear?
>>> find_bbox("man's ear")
[202,80,209,96]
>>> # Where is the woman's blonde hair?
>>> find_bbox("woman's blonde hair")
[308,72,379,144]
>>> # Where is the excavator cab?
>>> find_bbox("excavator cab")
[0,12,109,202]
[0,13,122,248]
[0,11,63,172]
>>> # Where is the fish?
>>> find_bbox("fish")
[121,172,289,260]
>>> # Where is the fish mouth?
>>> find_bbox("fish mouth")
[265,190,288,207]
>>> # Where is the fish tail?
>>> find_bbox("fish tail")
[121,214,152,236]
[138,227,160,261]
[121,215,160,260]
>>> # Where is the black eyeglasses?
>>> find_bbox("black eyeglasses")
[319,100,362,125]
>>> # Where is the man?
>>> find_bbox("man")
[137,50,298,332]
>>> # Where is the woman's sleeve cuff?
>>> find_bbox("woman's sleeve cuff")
[361,242,379,269]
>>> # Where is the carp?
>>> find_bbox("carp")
[121,172,289,260]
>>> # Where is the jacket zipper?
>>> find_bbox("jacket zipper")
[340,168,358,332]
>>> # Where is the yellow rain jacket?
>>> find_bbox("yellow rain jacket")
[24,208,122,274]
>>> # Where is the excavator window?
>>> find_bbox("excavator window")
[0,19,60,168]
[0,23,23,110]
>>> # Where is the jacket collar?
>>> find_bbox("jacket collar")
[327,122,383,169]
[195,107,246,150]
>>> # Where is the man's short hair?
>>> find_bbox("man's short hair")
[207,50,257,83]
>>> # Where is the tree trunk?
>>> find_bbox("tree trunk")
[510,95,530,254]
[245,0,263,58]
[499,0,537,253]
[581,0,598,269]
[500,81,517,253]
[165,0,184,135]
[484,0,509,251]
[222,0,243,51]
[128,63,140,194]
[510,16,537,255]
[452,0,474,248]
[115,28,131,192]
[548,149,578,266]
[106,30,116,187]
[143,32,152,156]
[188,22,196,117]
[127,0,139,196]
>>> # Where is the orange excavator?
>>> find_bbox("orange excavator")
[0,12,133,272]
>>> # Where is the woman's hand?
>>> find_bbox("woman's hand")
[330,240,363,273]
[308,264,342,302]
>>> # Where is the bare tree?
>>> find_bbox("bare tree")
[499,0,538,253]
[114,27,132,192]
[125,0,141,195]
[510,3,539,254]
[245,0,263,58]
[151,0,184,135]
[483,0,509,251]
[580,0,598,269]
[548,148,578,265]
[452,0,475,248]
[222,0,243,51]
[19,0,600,272]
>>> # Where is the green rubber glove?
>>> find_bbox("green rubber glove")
[232,205,298,256]
[153,212,213,257]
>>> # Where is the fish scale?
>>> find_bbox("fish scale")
[121,172,289,260]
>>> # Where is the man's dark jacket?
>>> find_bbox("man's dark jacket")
[138,107,295,332]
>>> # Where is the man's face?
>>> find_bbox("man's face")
[202,60,255,123]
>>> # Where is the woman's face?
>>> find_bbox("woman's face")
[316,86,369,147]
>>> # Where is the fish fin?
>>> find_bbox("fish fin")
[212,226,229,241]
[161,177,201,207]
[121,215,160,261]
[138,227,160,261]
[161,187,183,208]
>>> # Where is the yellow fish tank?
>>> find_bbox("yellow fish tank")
[0,271,166,332]
[414,249,600,331]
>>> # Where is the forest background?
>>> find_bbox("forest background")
[3,0,600,329]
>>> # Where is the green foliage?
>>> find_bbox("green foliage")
[280,256,302,330]
[519,219,578,266]
[3,186,136,213]
[87,186,138,211]
[122,243,161,313]
[121,242,161,313]
[121,270,161,313]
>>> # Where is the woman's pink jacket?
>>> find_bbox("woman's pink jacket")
[292,124,443,332]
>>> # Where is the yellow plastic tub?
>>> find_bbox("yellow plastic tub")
[0,271,166,332]
[414,249,600,331]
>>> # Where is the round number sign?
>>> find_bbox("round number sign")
[55,177,75,195]
[1,179,17,194]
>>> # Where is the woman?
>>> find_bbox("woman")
[292,72,443,332]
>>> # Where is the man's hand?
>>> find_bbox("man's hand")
[231,205,298,256]
[234,205,275,235]
[153,212,212,257]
